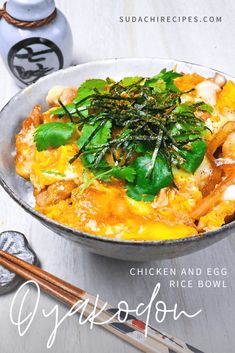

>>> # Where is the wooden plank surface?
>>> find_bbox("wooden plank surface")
[0,1,235,352]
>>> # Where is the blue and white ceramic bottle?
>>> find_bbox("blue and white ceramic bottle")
[0,0,73,87]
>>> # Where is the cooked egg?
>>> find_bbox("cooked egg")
[15,71,235,240]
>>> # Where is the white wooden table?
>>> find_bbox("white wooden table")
[0,1,235,352]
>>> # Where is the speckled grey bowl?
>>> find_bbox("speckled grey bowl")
[0,58,234,261]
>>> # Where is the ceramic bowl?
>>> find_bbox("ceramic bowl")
[0,58,234,261]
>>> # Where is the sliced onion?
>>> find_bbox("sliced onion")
[202,121,235,195]
[191,172,235,220]
[207,121,235,157]
[216,159,235,174]
[215,157,235,166]
[220,164,235,174]
[201,159,221,196]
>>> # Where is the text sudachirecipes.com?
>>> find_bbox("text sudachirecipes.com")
[119,15,223,23]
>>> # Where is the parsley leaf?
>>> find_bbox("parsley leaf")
[72,120,112,165]
[52,79,107,117]
[119,76,144,87]
[78,120,112,149]
[73,79,107,105]
[112,166,136,183]
[145,69,182,93]
[197,103,214,113]
[80,165,136,193]
[127,154,173,201]
[173,104,195,116]
[34,122,75,151]
[180,140,207,173]
[126,184,156,202]
[173,102,213,116]
[52,103,88,117]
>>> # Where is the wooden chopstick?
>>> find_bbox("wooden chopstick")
[0,250,201,353]
[0,249,85,302]
[0,251,167,353]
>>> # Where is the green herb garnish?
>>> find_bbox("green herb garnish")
[127,154,173,201]
[36,69,211,201]
[42,170,66,177]
[34,122,75,151]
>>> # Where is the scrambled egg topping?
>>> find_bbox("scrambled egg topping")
[15,74,235,241]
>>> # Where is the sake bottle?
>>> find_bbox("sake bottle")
[0,0,73,87]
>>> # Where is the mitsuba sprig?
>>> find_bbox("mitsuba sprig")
[34,69,212,202]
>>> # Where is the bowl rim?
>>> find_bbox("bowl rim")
[0,56,234,247]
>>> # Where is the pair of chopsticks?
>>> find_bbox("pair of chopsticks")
[0,250,202,353]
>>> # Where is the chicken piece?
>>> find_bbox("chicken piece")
[22,104,42,129]
[35,180,77,207]
[16,105,43,179]
[195,73,226,107]
[213,73,227,88]
[46,86,77,107]
[196,80,221,106]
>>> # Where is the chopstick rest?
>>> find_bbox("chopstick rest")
[0,231,37,295]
